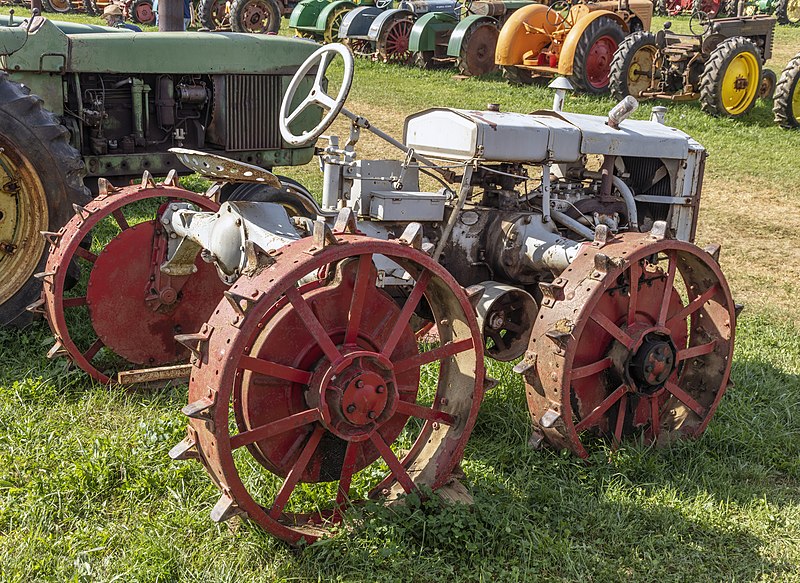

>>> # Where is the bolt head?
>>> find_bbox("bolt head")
[367,410,376,420]
[346,404,356,414]
[376,385,385,394]
[355,379,364,389]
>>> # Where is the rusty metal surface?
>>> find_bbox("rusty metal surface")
[176,228,485,545]
[40,176,224,384]
[169,148,282,187]
[523,229,736,458]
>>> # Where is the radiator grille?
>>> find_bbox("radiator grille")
[224,75,282,151]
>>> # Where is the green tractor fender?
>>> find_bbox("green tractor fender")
[289,0,330,30]
[316,0,356,30]
[339,5,383,38]
[446,14,496,57]
[409,11,458,53]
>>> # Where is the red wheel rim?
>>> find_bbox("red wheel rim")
[181,232,485,545]
[586,34,618,89]
[135,2,154,23]
[382,19,413,62]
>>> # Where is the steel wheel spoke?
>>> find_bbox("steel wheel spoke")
[334,440,360,518]
[613,392,628,445]
[62,296,87,308]
[666,283,720,328]
[269,425,325,520]
[239,354,312,385]
[657,250,678,326]
[369,432,416,494]
[284,286,341,363]
[230,408,321,450]
[574,383,628,432]
[344,254,373,346]
[394,399,455,425]
[112,209,129,232]
[382,270,432,358]
[393,338,474,374]
[627,261,641,326]
[676,340,716,362]
[83,338,104,361]
[74,247,97,264]
[590,311,635,350]
[571,356,613,380]
[665,381,706,417]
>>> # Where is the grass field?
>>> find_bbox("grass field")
[1,8,800,582]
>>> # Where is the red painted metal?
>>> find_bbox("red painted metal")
[524,232,736,458]
[183,233,485,545]
[586,34,618,90]
[41,182,224,384]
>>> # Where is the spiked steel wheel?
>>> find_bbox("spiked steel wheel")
[174,226,485,545]
[524,228,735,458]
[40,174,226,384]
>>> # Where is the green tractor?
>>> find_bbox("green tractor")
[774,52,800,127]
[0,15,320,326]
[289,0,379,42]
[733,0,799,26]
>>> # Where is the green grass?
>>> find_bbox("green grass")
[1,8,800,582]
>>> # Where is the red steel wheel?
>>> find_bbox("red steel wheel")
[524,228,735,458]
[377,15,415,63]
[177,230,485,545]
[40,175,225,384]
[585,34,619,90]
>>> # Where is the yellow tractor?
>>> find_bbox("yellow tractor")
[495,0,653,93]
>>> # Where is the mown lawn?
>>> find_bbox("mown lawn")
[1,8,799,582]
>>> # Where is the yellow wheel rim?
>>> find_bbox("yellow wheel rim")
[720,51,759,116]
[788,0,800,22]
[323,7,350,43]
[0,140,48,305]
[627,45,658,97]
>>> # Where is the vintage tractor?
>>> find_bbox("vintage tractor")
[289,0,380,42]
[495,0,653,93]
[196,0,298,31]
[408,0,536,76]
[198,0,230,29]
[37,0,157,24]
[0,15,321,328]
[732,0,799,26]
[339,0,460,61]
[608,13,777,118]
[45,44,736,544]
[774,52,800,127]
[655,0,723,18]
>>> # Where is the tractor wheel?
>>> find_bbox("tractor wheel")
[609,31,659,101]
[570,16,626,94]
[721,0,738,15]
[654,0,668,15]
[40,177,226,384]
[524,227,735,458]
[502,65,533,85]
[344,38,374,58]
[323,6,351,43]
[759,68,777,100]
[694,0,722,17]
[414,50,435,69]
[699,36,762,118]
[230,0,281,33]
[0,74,89,328]
[173,226,485,545]
[199,0,228,29]
[377,14,415,64]
[83,0,96,15]
[41,0,72,12]
[456,22,500,77]
[220,176,321,220]
[776,0,800,25]
[131,0,156,24]
[774,54,800,128]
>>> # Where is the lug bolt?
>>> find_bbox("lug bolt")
[346,404,356,414]
[368,411,376,419]
[645,365,653,373]
[376,385,385,394]
[355,380,364,388]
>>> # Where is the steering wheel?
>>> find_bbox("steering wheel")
[545,0,571,26]
[688,10,712,36]
[279,43,355,147]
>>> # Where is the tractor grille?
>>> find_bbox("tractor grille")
[209,74,283,151]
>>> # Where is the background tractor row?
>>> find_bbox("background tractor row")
[0,14,320,326]
[196,0,299,33]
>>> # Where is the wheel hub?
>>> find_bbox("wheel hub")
[312,350,398,440]
[628,332,676,391]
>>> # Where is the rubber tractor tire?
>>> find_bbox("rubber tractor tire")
[699,36,762,118]
[230,0,281,33]
[130,0,156,24]
[502,65,534,84]
[41,0,73,12]
[199,0,228,29]
[570,16,626,94]
[759,68,777,100]
[609,30,658,101]
[774,54,800,128]
[0,74,89,327]
[654,0,668,14]
[456,22,500,77]
[776,0,800,25]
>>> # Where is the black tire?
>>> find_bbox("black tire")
[502,65,533,85]
[456,22,500,77]
[759,68,777,100]
[199,0,227,29]
[0,74,89,327]
[655,0,668,15]
[776,0,800,25]
[609,30,658,101]
[774,54,800,128]
[570,16,626,94]
[221,177,321,220]
[699,36,762,118]
[721,0,739,15]
[230,0,281,33]
[130,0,156,24]
[41,0,72,12]
[414,50,434,69]
[83,0,96,16]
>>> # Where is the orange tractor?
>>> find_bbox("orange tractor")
[495,0,653,93]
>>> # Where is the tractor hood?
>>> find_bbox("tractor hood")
[404,107,696,163]
[0,16,319,75]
